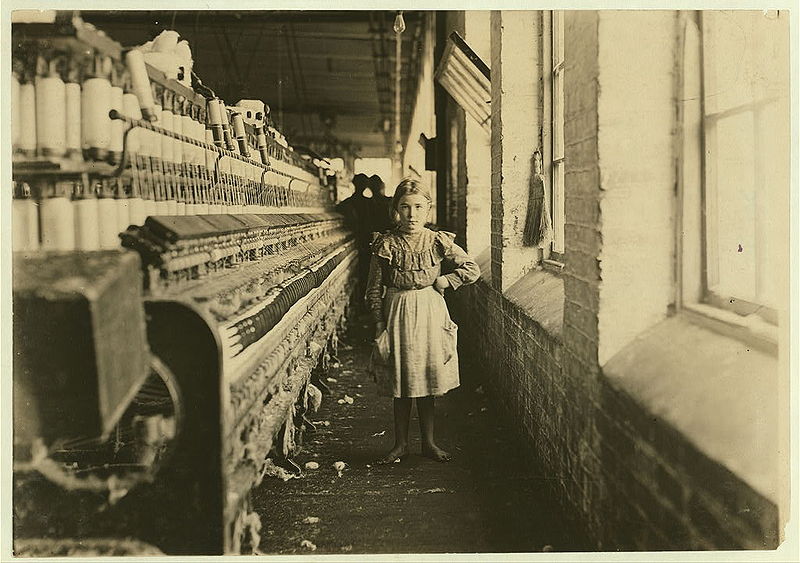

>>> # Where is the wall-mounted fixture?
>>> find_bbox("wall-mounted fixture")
[434,31,491,133]
[419,133,437,171]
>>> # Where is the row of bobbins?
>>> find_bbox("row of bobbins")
[12,47,136,252]
[11,42,325,253]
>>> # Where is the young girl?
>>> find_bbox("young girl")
[365,178,480,464]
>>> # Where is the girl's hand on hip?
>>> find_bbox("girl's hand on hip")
[375,322,386,338]
[434,276,450,295]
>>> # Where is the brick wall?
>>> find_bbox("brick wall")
[489,11,504,290]
[453,277,779,550]
[446,9,779,551]
[597,377,779,549]
[554,10,605,541]
[596,11,678,365]
[490,11,544,291]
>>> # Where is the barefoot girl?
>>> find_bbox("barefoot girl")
[365,178,480,463]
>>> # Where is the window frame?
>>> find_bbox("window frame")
[695,10,783,326]
[543,10,566,261]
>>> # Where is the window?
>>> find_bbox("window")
[549,11,566,255]
[699,11,789,321]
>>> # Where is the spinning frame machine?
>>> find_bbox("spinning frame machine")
[11,12,358,555]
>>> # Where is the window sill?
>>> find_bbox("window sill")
[682,302,778,356]
[542,258,565,273]
[504,266,564,339]
[602,314,782,507]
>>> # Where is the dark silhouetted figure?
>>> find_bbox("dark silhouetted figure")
[369,174,394,235]
[337,173,373,304]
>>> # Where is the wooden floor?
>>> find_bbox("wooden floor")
[252,314,590,555]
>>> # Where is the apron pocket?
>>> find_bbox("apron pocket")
[442,319,458,364]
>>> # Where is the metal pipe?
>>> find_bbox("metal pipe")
[394,12,404,180]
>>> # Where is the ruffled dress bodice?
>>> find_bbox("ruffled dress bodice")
[370,228,456,290]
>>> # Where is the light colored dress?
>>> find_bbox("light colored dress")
[365,228,481,398]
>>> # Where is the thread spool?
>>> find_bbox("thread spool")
[125,49,157,121]
[243,161,252,212]
[221,157,233,213]
[187,114,198,157]
[198,140,210,215]
[255,124,269,165]
[65,81,82,158]
[194,116,205,148]
[185,172,197,215]
[122,92,142,152]
[74,179,101,251]
[150,103,163,161]
[12,71,21,152]
[97,192,119,249]
[108,85,124,164]
[253,169,263,212]
[82,77,111,161]
[182,113,194,164]
[143,187,158,220]
[129,195,146,226]
[19,82,37,157]
[34,56,67,157]
[231,112,249,157]
[173,107,184,167]
[160,106,174,164]
[40,181,75,251]
[122,92,145,225]
[190,118,204,203]
[117,180,131,233]
[220,105,237,151]
[136,105,155,220]
[199,121,210,166]
[144,198,157,220]
[223,176,235,213]
[243,164,255,214]
[205,128,216,168]
[149,103,164,217]
[12,183,40,251]
[171,106,184,214]
[242,163,251,213]
[156,199,171,216]
[117,198,130,232]
[204,129,217,214]
[207,98,225,148]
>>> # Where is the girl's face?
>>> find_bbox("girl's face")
[396,193,431,233]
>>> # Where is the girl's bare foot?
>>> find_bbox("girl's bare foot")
[375,444,408,465]
[421,443,451,462]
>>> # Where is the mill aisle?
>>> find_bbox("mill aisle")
[253,315,590,555]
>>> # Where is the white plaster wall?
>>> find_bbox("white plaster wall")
[464,11,492,255]
[493,11,543,290]
[596,11,678,366]
[402,16,436,201]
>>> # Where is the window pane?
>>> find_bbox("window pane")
[552,11,564,64]
[704,11,788,116]
[710,111,756,301]
[553,72,564,160]
[702,10,789,309]
[755,99,788,309]
[553,161,565,252]
[551,10,565,255]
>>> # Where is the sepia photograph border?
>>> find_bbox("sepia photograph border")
[1,0,797,561]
